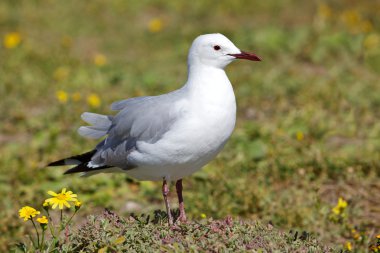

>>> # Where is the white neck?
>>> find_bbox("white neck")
[183,64,236,108]
[185,64,227,90]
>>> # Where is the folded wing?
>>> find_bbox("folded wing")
[76,89,185,172]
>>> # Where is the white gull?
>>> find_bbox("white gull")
[49,33,261,225]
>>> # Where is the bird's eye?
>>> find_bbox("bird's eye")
[213,45,221,51]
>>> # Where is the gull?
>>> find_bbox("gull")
[48,33,261,225]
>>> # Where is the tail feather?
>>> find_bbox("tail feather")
[48,150,97,166]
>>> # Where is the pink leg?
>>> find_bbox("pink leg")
[175,179,187,222]
[162,179,173,225]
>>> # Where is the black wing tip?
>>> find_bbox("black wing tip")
[63,168,77,175]
[47,150,111,175]
[47,160,66,167]
[64,163,112,175]
[47,150,97,167]
[63,163,90,174]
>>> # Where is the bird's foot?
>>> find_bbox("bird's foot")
[176,213,187,224]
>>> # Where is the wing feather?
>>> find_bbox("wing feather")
[78,88,186,170]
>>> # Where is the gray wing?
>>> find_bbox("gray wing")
[78,89,185,169]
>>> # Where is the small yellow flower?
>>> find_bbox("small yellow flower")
[87,93,101,108]
[377,234,380,239]
[43,200,50,211]
[200,213,207,219]
[75,200,82,211]
[331,207,339,215]
[337,197,348,208]
[45,188,78,209]
[94,53,107,66]
[37,216,48,224]
[345,241,352,251]
[351,229,361,240]
[332,197,348,215]
[56,90,69,104]
[332,209,340,216]
[19,206,40,221]
[72,92,82,102]
[53,66,70,81]
[3,32,22,49]
[296,131,304,141]
[148,18,163,33]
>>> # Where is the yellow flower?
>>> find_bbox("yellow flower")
[332,208,339,215]
[72,92,82,102]
[75,200,82,211]
[45,188,78,209]
[53,66,70,81]
[94,53,107,66]
[19,206,40,221]
[148,18,163,33]
[37,216,48,224]
[337,197,348,208]
[296,131,304,141]
[56,90,68,104]
[200,213,207,219]
[332,197,348,215]
[3,32,22,49]
[87,93,101,108]
[377,234,380,239]
[43,200,50,211]
[351,229,361,240]
[345,241,352,251]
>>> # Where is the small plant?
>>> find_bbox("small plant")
[328,197,376,252]
[65,210,331,252]
[17,188,82,252]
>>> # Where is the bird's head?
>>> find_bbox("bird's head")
[188,33,261,69]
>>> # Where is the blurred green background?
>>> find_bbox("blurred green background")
[1,0,379,251]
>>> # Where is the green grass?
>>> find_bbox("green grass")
[1,0,380,252]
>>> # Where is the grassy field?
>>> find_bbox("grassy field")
[1,0,380,251]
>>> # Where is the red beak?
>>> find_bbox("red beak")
[228,51,262,61]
